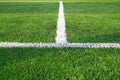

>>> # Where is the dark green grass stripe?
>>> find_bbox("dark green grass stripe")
[64,2,120,14]
[0,2,59,13]
[0,48,120,80]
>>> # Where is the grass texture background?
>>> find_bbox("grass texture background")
[65,2,120,42]
[0,2,58,42]
[0,48,120,80]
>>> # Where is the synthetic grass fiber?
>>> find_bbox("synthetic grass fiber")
[65,2,120,42]
[0,0,119,2]
[0,2,59,13]
[64,2,120,14]
[63,0,120,2]
[0,48,120,80]
[0,13,57,42]
[66,14,120,42]
[0,2,58,42]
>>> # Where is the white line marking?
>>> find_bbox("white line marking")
[56,1,68,44]
[0,42,120,48]
[0,1,119,48]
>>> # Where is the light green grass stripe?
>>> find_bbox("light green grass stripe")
[64,2,120,14]
[0,2,59,13]
[63,0,120,2]
[0,1,59,3]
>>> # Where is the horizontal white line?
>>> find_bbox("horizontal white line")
[0,42,120,48]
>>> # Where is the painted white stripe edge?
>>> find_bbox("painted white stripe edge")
[56,1,68,44]
[0,42,120,48]
[0,1,119,48]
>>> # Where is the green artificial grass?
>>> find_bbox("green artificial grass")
[66,14,120,42]
[0,0,59,1]
[64,2,120,14]
[0,2,59,13]
[0,0,119,2]
[65,2,120,42]
[0,2,58,42]
[0,13,57,42]
[0,48,120,80]
[63,0,120,2]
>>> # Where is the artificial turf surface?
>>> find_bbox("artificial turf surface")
[64,2,120,42]
[63,0,120,2]
[0,2,58,42]
[64,2,120,14]
[0,0,59,1]
[66,14,120,42]
[0,1,120,80]
[0,0,119,2]
[0,2,59,13]
[0,48,120,80]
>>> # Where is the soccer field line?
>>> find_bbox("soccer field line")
[0,1,120,48]
[0,42,120,48]
[56,1,68,44]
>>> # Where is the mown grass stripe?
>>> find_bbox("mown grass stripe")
[0,1,59,2]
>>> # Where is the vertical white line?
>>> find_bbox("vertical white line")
[56,1,68,44]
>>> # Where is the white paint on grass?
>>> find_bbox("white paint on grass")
[0,42,120,48]
[0,1,119,48]
[56,1,68,44]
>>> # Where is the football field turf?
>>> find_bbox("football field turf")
[0,0,120,2]
[65,2,120,42]
[0,48,120,80]
[0,2,58,42]
[0,0,120,80]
